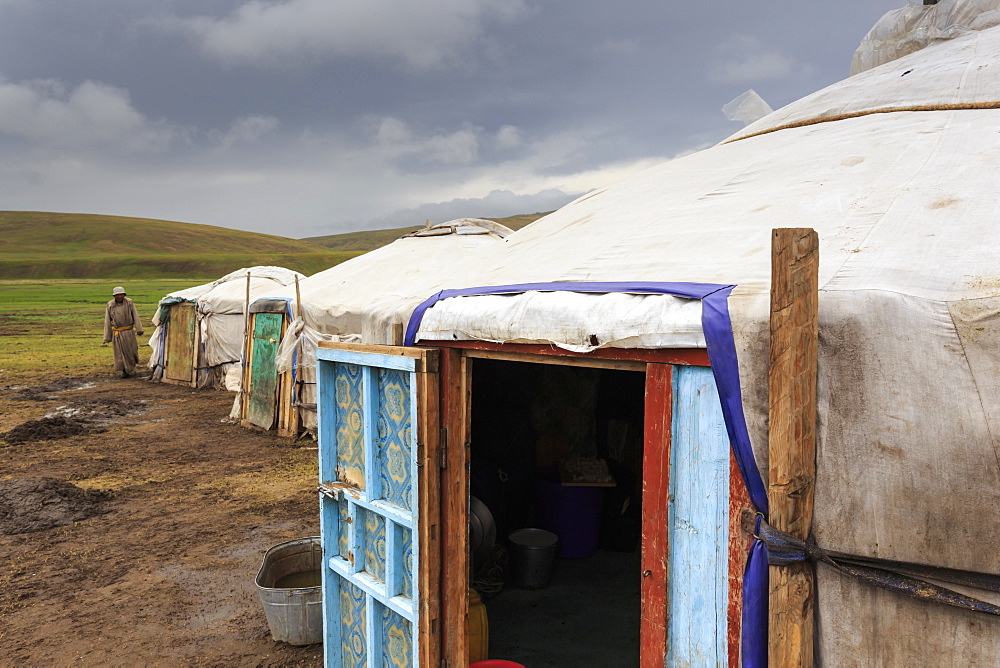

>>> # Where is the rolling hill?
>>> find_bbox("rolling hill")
[0,211,363,279]
[301,212,550,251]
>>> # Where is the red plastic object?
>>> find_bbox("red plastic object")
[470,661,526,668]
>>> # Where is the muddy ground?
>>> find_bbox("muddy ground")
[0,372,322,666]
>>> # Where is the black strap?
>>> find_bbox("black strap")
[759,518,1000,616]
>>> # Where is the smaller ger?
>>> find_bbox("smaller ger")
[103,286,144,378]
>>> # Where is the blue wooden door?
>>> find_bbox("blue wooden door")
[668,364,732,665]
[316,343,440,668]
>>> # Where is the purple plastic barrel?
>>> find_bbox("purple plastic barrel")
[532,467,604,559]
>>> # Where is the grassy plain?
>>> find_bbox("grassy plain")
[0,278,206,384]
[0,212,362,278]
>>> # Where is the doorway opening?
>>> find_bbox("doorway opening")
[468,357,646,666]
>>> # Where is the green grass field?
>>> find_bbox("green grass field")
[0,210,546,277]
[0,212,364,278]
[0,278,209,384]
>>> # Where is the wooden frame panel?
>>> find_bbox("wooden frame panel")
[641,362,672,667]
[432,339,709,367]
[163,302,198,386]
[667,365,731,663]
[439,349,471,665]
[416,357,442,667]
[728,451,754,668]
[425,341,753,667]
[316,343,441,666]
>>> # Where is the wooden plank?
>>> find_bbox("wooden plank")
[727,451,754,668]
[247,312,283,429]
[241,271,251,397]
[768,228,819,668]
[416,352,442,667]
[432,339,710,367]
[276,366,295,437]
[164,302,197,385]
[240,313,254,425]
[317,348,419,373]
[668,365,729,665]
[320,340,434,360]
[274,316,292,436]
[463,348,647,372]
[291,277,303,438]
[640,362,672,668]
[439,348,471,666]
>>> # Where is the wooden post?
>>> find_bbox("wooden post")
[768,228,819,667]
[291,276,302,435]
[240,272,252,417]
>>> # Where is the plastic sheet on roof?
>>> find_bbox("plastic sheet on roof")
[730,18,1000,143]
[851,0,1000,75]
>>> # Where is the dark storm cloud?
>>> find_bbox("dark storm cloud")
[0,0,905,237]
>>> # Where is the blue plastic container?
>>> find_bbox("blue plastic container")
[532,467,604,559]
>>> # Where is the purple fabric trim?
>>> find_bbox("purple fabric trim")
[403,280,769,660]
[404,281,767,507]
[743,526,770,668]
[404,281,727,347]
[701,286,769,514]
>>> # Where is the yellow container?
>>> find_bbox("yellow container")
[468,588,489,663]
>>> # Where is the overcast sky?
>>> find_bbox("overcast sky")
[0,0,905,238]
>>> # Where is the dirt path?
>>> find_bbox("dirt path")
[0,372,322,666]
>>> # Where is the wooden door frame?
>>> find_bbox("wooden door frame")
[428,340,750,667]
[163,301,199,387]
[241,311,287,431]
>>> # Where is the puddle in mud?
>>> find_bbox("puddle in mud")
[9,377,98,401]
[2,398,149,444]
[0,477,110,535]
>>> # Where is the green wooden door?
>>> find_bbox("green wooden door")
[247,312,284,429]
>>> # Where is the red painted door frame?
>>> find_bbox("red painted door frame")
[428,340,749,667]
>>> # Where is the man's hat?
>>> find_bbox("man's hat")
[112,286,126,296]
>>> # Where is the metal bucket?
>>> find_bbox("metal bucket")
[255,536,323,645]
[508,528,558,589]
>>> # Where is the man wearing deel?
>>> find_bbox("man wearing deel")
[103,286,144,378]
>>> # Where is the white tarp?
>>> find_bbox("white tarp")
[149,265,304,388]
[245,220,510,430]
[197,266,304,371]
[410,18,1000,663]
